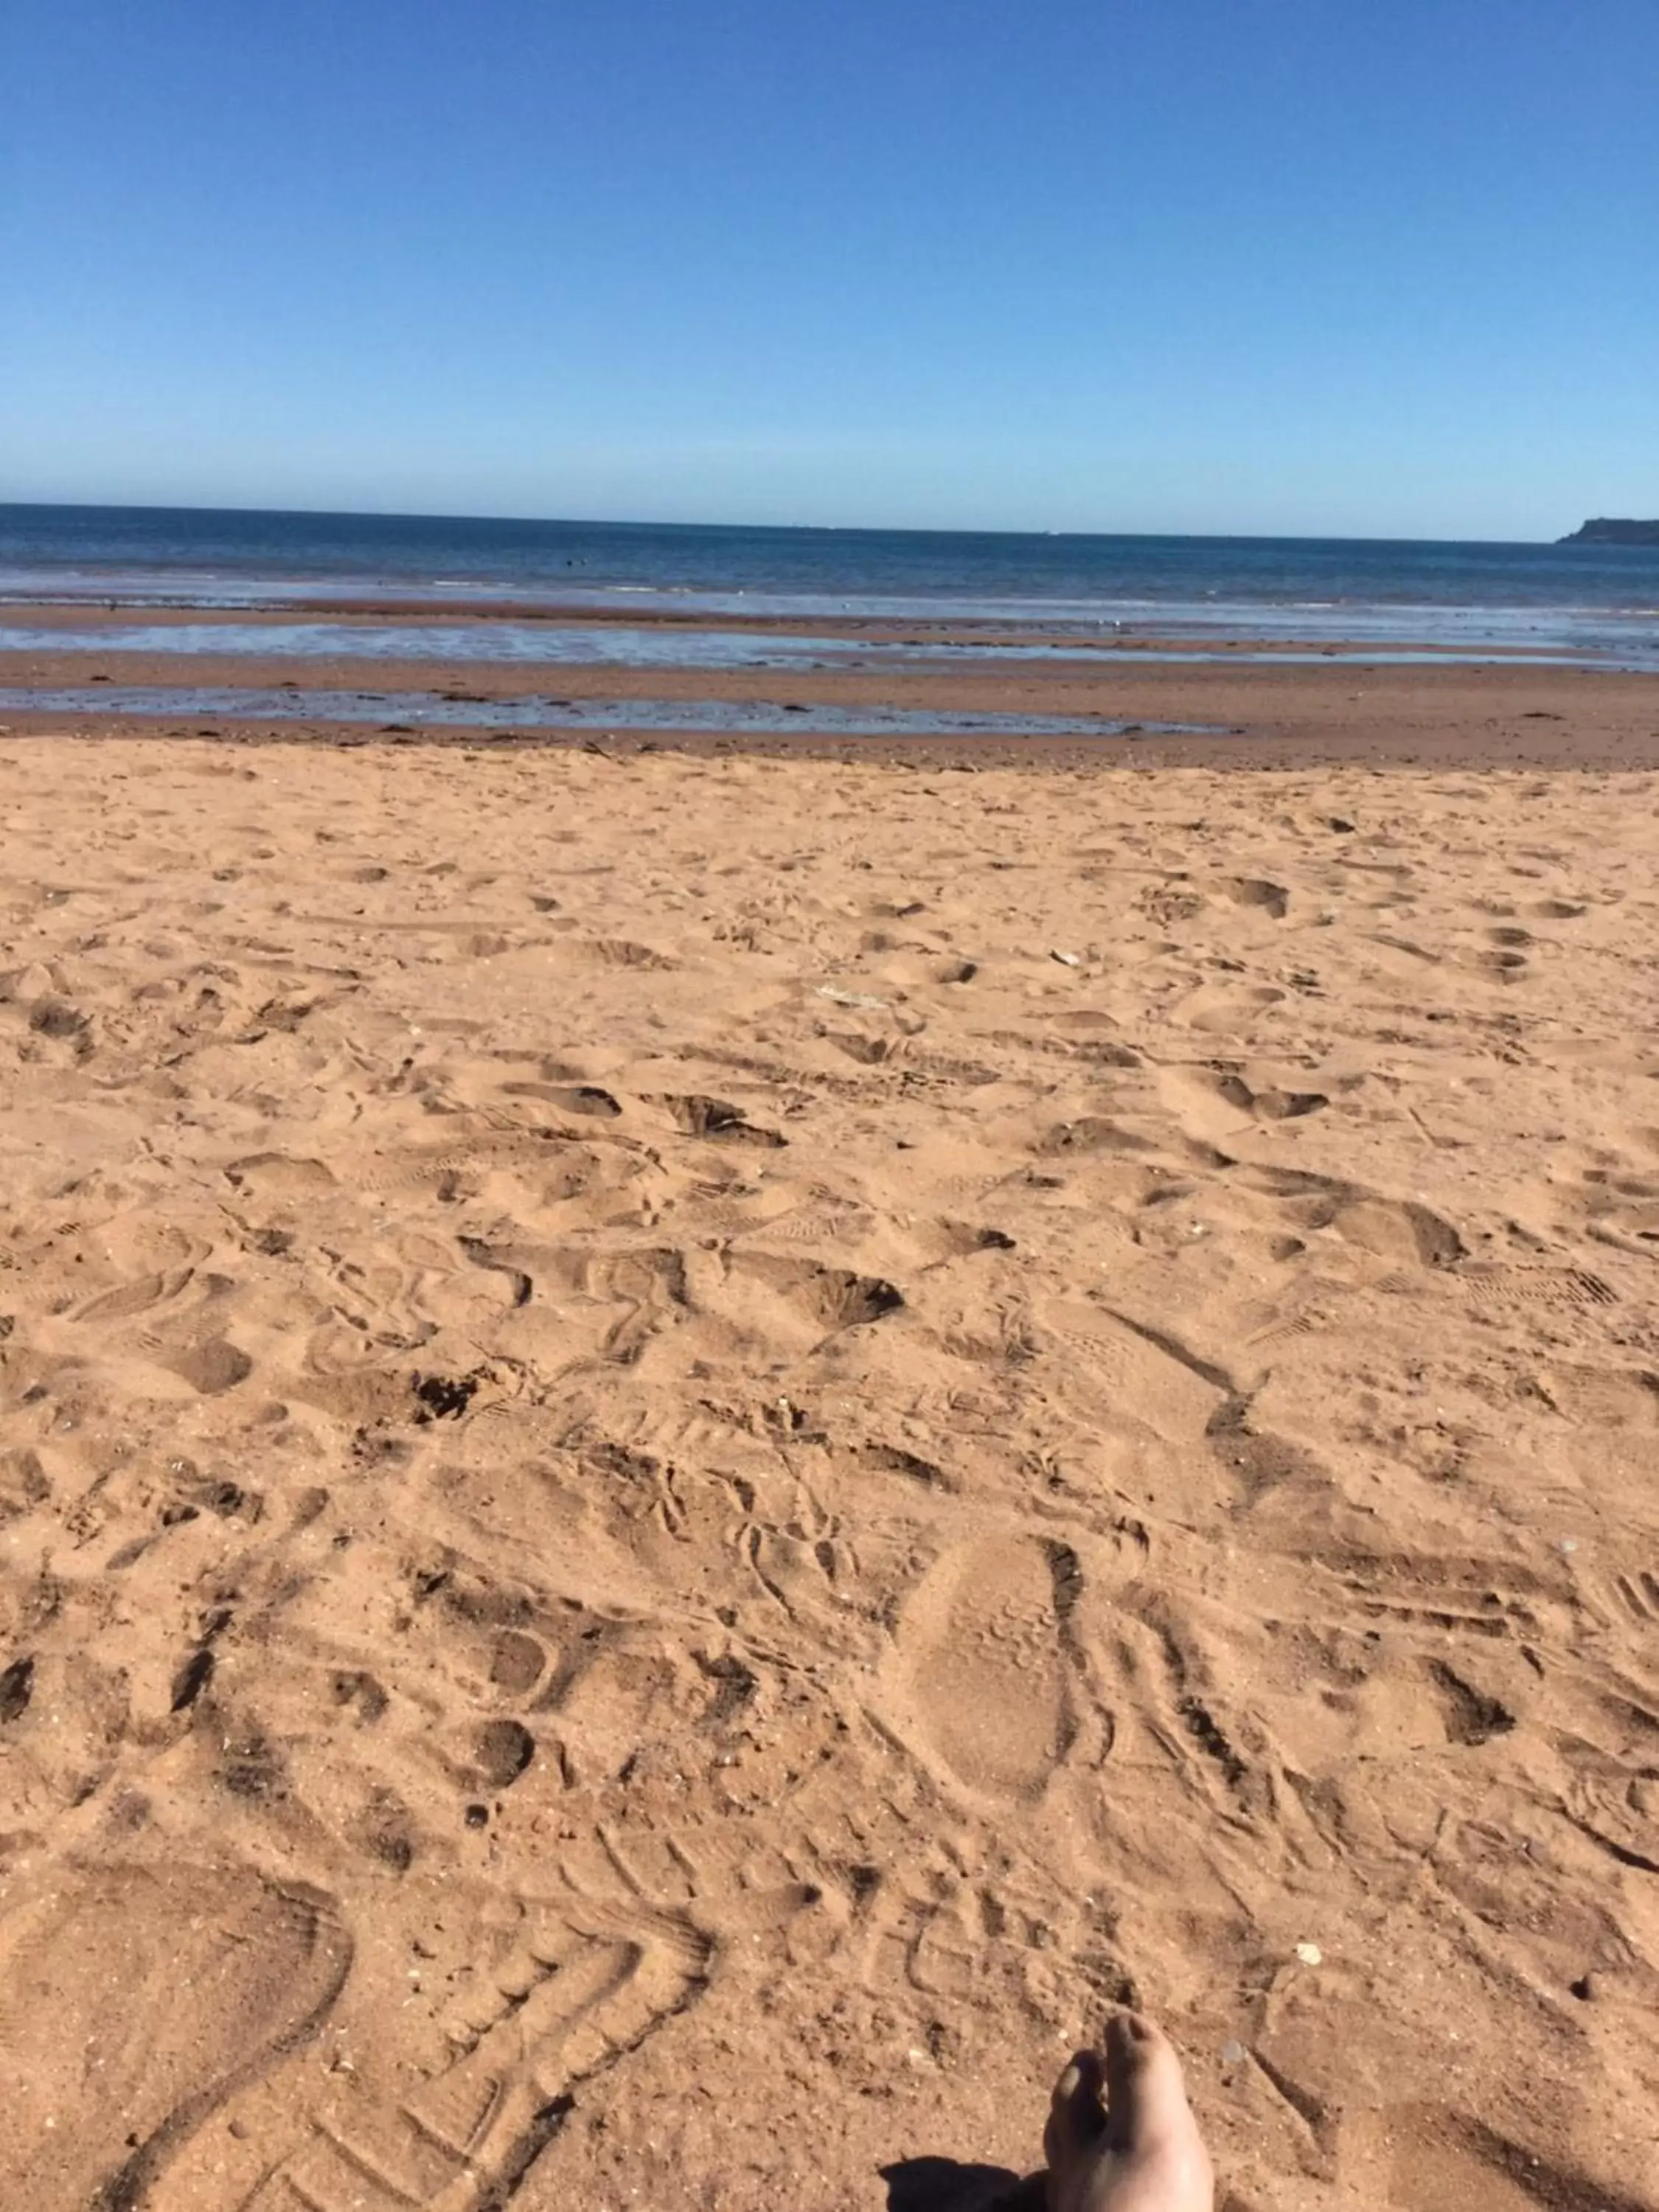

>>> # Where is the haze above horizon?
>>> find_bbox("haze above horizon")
[4,1,1658,540]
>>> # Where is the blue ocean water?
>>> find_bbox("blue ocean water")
[2,504,1657,660]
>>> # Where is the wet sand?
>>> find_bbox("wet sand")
[1,644,1658,770]
[1,656,1658,2211]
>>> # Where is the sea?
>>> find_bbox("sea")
[2,504,1658,665]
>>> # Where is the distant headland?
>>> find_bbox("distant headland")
[1558,518,1659,545]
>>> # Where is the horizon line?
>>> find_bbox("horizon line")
[0,496,1603,548]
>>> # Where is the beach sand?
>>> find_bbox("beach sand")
[1,705,1658,2211]
[3,636,1659,772]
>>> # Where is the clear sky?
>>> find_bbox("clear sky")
[4,0,1657,538]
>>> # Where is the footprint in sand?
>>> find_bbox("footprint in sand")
[720,1251,905,1350]
[1222,875,1290,919]
[1467,945,1530,979]
[1331,1194,1466,1267]
[167,1335,256,1395]
[226,1836,807,2212]
[1214,1074,1328,1121]
[0,1862,349,2211]
[657,1092,787,1147]
[581,935,676,970]
[238,1922,700,2212]
[1461,1263,1617,1312]
[1180,983,1287,1035]
[1613,1565,1659,1624]
[1350,2105,1644,2212]
[886,1536,1077,1803]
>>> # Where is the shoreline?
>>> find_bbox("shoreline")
[2,657,1657,769]
[1,594,1653,665]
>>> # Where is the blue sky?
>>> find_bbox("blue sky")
[4,0,1657,537]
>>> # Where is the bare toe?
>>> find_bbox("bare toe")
[1045,2016,1214,2212]
[1102,2014,1202,2157]
[1045,2047,1107,2201]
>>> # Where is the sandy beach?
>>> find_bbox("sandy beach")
[3,674,1659,2210]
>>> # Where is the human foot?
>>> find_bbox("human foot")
[1043,2014,1214,2212]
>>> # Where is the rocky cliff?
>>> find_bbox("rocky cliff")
[1558,518,1659,545]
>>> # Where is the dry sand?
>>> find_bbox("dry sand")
[1,717,1657,2211]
